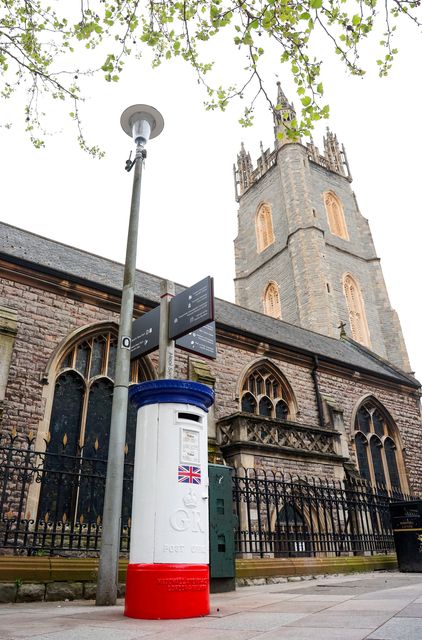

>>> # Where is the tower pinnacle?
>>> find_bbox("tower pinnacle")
[273,82,298,147]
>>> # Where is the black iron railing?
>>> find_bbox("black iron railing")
[0,431,132,556]
[233,467,412,558]
[0,433,413,559]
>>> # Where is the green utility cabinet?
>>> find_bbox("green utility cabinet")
[209,464,236,592]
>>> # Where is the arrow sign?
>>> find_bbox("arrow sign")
[131,306,160,359]
[169,276,214,341]
[176,322,217,360]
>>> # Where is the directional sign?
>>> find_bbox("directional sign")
[176,322,217,360]
[131,306,160,359]
[169,277,214,341]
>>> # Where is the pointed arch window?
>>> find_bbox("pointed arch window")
[263,282,282,319]
[37,328,151,525]
[343,274,371,348]
[256,203,275,253]
[354,400,406,492]
[240,363,293,421]
[324,191,348,240]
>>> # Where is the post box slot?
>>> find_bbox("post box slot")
[178,412,201,423]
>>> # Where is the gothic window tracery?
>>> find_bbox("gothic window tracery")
[256,203,275,253]
[323,191,348,240]
[37,329,150,524]
[354,400,406,492]
[343,274,371,348]
[263,281,282,319]
[241,364,292,421]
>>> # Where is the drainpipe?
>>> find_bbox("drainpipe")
[312,356,325,428]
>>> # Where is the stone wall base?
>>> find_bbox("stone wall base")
[0,554,398,603]
[236,554,398,580]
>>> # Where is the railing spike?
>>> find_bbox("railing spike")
[62,433,68,447]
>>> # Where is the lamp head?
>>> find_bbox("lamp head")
[120,104,164,146]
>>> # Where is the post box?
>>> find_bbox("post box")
[124,379,214,619]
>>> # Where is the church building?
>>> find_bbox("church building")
[0,87,421,558]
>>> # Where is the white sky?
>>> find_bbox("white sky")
[0,17,421,383]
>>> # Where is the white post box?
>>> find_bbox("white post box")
[124,379,214,619]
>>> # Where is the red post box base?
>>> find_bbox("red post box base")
[124,563,210,619]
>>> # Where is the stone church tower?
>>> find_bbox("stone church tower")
[234,83,411,373]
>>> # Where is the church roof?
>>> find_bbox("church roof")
[0,221,418,389]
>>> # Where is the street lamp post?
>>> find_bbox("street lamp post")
[96,105,164,606]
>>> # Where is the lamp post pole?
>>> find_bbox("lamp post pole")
[96,105,164,606]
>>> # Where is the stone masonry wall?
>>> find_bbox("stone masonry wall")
[1,271,420,491]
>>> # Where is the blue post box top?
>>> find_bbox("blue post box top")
[129,379,215,412]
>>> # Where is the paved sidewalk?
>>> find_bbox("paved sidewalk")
[1,572,422,640]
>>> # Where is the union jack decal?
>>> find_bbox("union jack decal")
[178,465,201,484]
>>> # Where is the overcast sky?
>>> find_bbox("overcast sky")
[0,18,421,383]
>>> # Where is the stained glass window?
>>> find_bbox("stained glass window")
[241,364,293,421]
[355,432,371,483]
[354,399,404,492]
[39,328,150,524]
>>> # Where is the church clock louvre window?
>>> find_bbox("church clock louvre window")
[354,400,406,492]
[343,274,371,348]
[37,328,149,525]
[256,203,275,253]
[241,364,292,420]
[264,281,282,319]
[323,191,349,240]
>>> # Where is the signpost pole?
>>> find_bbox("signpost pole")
[159,280,175,379]
[96,143,144,606]
[96,104,164,607]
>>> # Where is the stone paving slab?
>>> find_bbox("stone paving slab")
[196,611,308,631]
[253,601,333,613]
[284,611,395,629]
[328,598,410,612]
[257,627,375,640]
[286,593,356,602]
[27,629,145,640]
[367,617,422,640]
[395,603,422,617]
